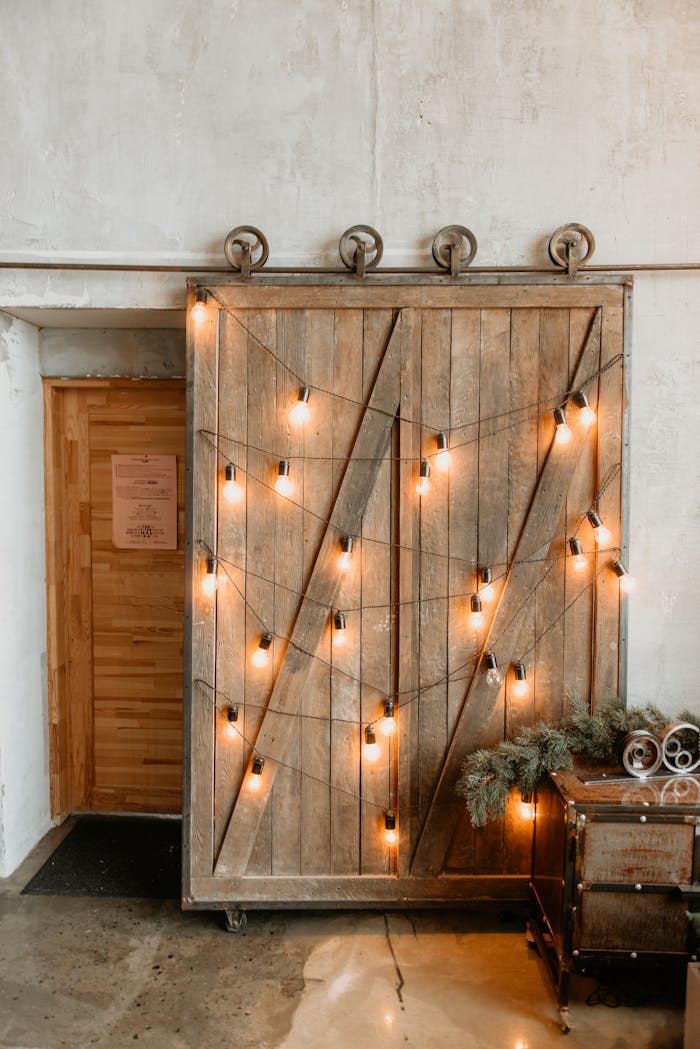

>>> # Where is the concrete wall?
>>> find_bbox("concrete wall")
[0,1,698,869]
[39,328,185,379]
[0,314,50,877]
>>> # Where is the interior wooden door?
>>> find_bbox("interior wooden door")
[184,278,629,910]
[44,379,186,818]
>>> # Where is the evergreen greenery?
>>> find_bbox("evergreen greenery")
[455,699,700,827]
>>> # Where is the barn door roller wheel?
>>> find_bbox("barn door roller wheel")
[548,223,595,277]
[224,226,270,276]
[432,225,478,275]
[339,225,383,277]
[223,907,248,933]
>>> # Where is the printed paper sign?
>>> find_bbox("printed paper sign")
[111,454,178,549]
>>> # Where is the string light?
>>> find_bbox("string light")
[553,406,572,445]
[519,792,535,821]
[251,632,273,668]
[485,652,502,688]
[226,705,238,737]
[587,510,612,546]
[248,755,265,791]
[470,593,484,629]
[511,662,529,699]
[416,459,431,496]
[202,556,218,596]
[289,386,311,426]
[363,724,381,763]
[573,390,596,428]
[379,697,396,737]
[479,567,495,602]
[223,463,244,504]
[568,537,587,571]
[191,288,208,323]
[384,810,398,845]
[333,610,347,646]
[338,535,354,572]
[435,431,450,472]
[612,560,636,593]
[275,459,293,497]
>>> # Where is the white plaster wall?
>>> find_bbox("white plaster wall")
[0,0,698,867]
[0,314,50,877]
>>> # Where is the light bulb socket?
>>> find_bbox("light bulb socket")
[334,611,346,631]
[225,463,236,482]
[194,288,208,306]
[419,459,431,479]
[297,386,310,404]
[340,535,353,555]
[384,810,396,831]
[587,510,603,530]
[470,594,482,614]
[259,632,273,651]
[485,652,498,671]
[513,661,527,682]
[520,790,533,804]
[436,431,448,452]
[553,406,567,427]
[252,755,265,776]
[384,697,395,719]
[573,390,590,410]
[227,705,239,722]
[569,537,583,556]
[278,459,290,477]
[206,557,216,574]
[612,560,628,579]
[480,566,492,586]
[365,724,376,746]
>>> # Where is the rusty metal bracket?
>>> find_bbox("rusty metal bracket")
[548,223,596,277]
[223,226,269,276]
[432,224,478,275]
[338,225,383,276]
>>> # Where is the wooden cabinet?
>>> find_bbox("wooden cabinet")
[530,768,700,1031]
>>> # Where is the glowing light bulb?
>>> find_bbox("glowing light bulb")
[612,560,636,593]
[479,567,495,603]
[191,288,207,323]
[511,662,529,699]
[573,390,596,428]
[553,406,572,445]
[384,811,398,846]
[333,611,347,647]
[435,431,451,472]
[364,724,381,763]
[485,652,502,688]
[568,537,587,571]
[225,705,239,738]
[470,593,484,629]
[202,557,217,596]
[248,755,265,790]
[223,463,244,504]
[251,632,273,668]
[416,459,431,496]
[275,459,293,497]
[518,794,534,822]
[587,510,612,546]
[289,386,311,426]
[338,535,353,572]
[379,698,396,737]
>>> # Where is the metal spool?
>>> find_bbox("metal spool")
[620,729,663,778]
[338,225,383,275]
[431,225,478,275]
[548,223,595,276]
[223,226,269,274]
[660,722,700,775]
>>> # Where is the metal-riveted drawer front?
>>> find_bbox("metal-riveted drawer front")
[579,892,688,953]
[582,819,694,885]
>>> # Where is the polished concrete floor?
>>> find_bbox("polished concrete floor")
[0,825,686,1049]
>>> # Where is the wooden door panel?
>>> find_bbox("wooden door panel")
[184,279,627,908]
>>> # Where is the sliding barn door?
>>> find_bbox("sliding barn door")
[183,279,629,909]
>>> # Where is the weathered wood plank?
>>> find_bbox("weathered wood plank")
[411,309,602,876]
[215,310,405,877]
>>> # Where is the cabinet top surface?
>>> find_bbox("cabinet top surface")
[550,766,700,812]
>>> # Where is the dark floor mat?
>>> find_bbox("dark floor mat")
[22,815,181,898]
